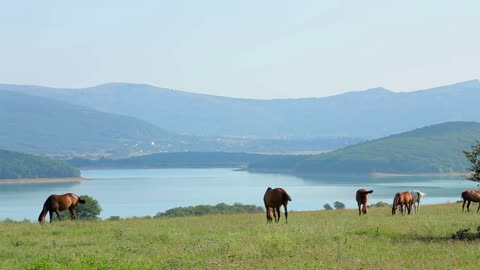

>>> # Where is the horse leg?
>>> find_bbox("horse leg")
[467,201,471,212]
[276,207,281,223]
[462,200,466,212]
[49,211,53,223]
[477,202,480,214]
[55,209,62,221]
[284,204,288,224]
[69,208,77,220]
[363,204,368,214]
[358,203,361,216]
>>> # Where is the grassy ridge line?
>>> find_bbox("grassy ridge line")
[248,121,480,174]
[1,203,480,269]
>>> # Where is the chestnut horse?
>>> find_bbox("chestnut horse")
[392,191,413,215]
[38,193,86,223]
[355,189,373,216]
[263,187,292,224]
[461,190,480,213]
[410,190,426,214]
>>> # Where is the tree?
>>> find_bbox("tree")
[76,195,102,220]
[323,203,333,210]
[463,140,480,182]
[333,201,346,210]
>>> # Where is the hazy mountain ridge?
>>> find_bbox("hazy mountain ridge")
[0,90,358,156]
[1,80,479,139]
[0,90,192,156]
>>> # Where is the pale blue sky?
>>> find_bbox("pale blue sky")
[1,1,479,98]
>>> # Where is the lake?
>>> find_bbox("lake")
[0,168,478,221]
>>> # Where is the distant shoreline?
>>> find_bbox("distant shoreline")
[0,177,89,185]
[371,172,468,178]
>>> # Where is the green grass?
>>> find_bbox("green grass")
[2,203,480,269]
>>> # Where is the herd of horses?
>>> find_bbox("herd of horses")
[356,189,427,216]
[36,187,480,224]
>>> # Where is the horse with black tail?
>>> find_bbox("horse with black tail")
[263,187,292,224]
[356,189,373,216]
[38,193,86,223]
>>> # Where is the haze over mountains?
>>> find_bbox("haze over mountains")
[0,90,357,156]
[1,80,479,157]
[1,80,479,139]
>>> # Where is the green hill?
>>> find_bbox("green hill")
[248,121,480,174]
[0,149,80,179]
[0,90,185,156]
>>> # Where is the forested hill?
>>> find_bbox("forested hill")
[247,121,480,174]
[0,149,80,179]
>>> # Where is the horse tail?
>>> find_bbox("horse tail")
[78,198,86,204]
[367,190,373,194]
[283,190,292,202]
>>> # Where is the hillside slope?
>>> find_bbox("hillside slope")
[1,80,479,139]
[0,90,189,156]
[248,121,480,174]
[0,149,80,179]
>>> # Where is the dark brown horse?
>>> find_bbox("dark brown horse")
[263,187,292,224]
[392,191,413,215]
[356,189,373,216]
[38,193,86,223]
[461,190,480,212]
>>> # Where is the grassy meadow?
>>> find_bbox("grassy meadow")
[2,203,480,269]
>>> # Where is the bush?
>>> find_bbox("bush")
[452,226,480,241]
[76,195,102,220]
[333,201,346,209]
[323,203,333,210]
[154,202,264,218]
[370,201,390,208]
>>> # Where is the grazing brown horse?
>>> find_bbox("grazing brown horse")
[263,187,292,224]
[392,191,413,216]
[461,190,480,213]
[356,189,373,216]
[38,193,86,223]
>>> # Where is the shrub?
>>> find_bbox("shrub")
[333,201,346,209]
[154,202,264,218]
[324,203,333,210]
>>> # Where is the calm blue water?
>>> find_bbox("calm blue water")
[0,168,478,221]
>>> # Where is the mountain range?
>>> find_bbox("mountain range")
[0,90,357,156]
[1,79,479,139]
